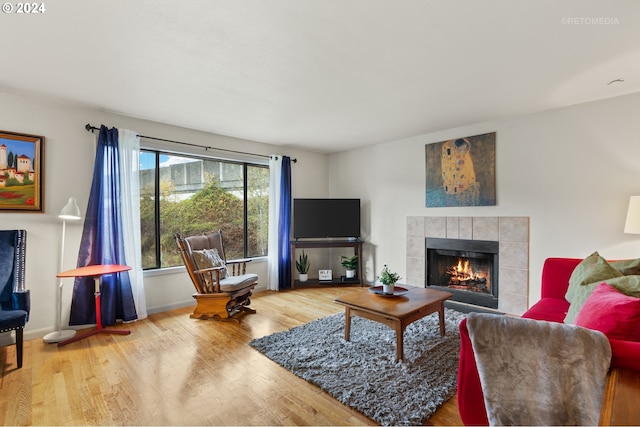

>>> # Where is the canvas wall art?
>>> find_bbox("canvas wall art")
[425,132,496,207]
[0,130,45,212]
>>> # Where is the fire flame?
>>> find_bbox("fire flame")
[444,257,490,292]
[448,258,478,282]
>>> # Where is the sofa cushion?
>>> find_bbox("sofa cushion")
[611,258,640,276]
[563,252,624,324]
[192,248,227,279]
[522,298,569,323]
[0,308,28,331]
[565,252,623,303]
[565,274,640,324]
[603,275,640,297]
[575,283,640,341]
[219,273,258,293]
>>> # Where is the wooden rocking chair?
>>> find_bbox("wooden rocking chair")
[175,230,257,320]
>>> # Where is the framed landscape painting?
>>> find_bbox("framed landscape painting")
[0,130,45,212]
[425,132,496,207]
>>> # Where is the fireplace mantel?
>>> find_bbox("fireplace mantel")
[406,216,529,315]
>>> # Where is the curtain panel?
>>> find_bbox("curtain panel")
[267,155,292,290]
[69,126,141,326]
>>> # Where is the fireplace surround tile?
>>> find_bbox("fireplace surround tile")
[406,256,425,282]
[407,216,424,237]
[500,267,528,295]
[498,292,528,316]
[500,217,529,243]
[407,216,529,315]
[446,217,460,238]
[472,217,499,241]
[459,217,473,239]
[406,236,425,258]
[425,217,447,238]
[500,242,529,270]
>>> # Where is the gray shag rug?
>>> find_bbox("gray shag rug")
[249,308,466,426]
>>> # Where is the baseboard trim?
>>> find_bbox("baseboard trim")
[146,299,195,315]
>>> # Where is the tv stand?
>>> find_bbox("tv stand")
[290,239,364,288]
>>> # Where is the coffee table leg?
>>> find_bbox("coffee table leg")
[438,303,446,337]
[396,322,404,361]
[344,307,351,341]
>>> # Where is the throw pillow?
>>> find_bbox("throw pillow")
[564,280,601,324]
[600,275,640,297]
[565,274,640,324]
[565,252,623,303]
[192,248,227,279]
[575,283,640,341]
[611,258,640,276]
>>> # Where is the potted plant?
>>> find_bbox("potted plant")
[378,264,400,294]
[341,255,358,279]
[296,251,310,282]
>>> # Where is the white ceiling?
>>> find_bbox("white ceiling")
[1,0,639,153]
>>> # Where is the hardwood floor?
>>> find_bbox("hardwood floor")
[0,288,463,426]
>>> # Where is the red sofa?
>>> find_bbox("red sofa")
[457,257,640,426]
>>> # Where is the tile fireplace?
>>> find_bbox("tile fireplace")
[406,216,529,315]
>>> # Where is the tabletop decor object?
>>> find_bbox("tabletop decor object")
[377,264,400,294]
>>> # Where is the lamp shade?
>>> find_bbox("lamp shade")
[59,197,81,220]
[624,196,640,234]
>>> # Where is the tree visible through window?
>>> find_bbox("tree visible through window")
[140,150,269,270]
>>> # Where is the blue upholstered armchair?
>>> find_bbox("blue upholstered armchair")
[0,230,30,369]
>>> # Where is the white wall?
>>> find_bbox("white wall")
[329,92,640,303]
[0,90,329,340]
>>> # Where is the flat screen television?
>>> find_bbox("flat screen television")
[293,198,360,239]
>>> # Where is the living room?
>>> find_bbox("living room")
[1,1,640,425]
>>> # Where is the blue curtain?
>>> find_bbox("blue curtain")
[69,126,138,326]
[277,156,292,289]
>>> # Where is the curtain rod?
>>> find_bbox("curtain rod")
[85,124,297,163]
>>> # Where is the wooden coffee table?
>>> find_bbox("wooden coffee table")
[334,286,453,361]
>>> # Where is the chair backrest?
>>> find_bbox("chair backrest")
[0,230,27,310]
[175,230,227,294]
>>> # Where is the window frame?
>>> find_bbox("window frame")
[139,144,269,271]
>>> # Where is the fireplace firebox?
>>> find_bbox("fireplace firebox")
[426,238,499,309]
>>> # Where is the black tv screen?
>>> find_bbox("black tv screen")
[293,198,360,239]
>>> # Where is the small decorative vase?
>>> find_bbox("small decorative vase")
[299,273,308,283]
[346,269,356,279]
[383,283,395,294]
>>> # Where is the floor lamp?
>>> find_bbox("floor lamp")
[43,197,82,343]
[624,196,640,235]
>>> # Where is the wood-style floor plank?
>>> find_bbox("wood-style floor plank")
[0,288,463,426]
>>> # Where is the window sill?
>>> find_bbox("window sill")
[143,256,267,278]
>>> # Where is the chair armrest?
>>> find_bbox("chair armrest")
[610,339,640,372]
[12,290,30,320]
[193,266,225,275]
[226,258,253,265]
[457,317,489,426]
[193,267,225,293]
[226,258,252,276]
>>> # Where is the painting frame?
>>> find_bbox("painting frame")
[0,130,45,213]
[425,132,496,207]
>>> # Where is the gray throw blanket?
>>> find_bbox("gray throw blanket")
[467,313,611,426]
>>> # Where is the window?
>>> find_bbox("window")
[140,150,269,270]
